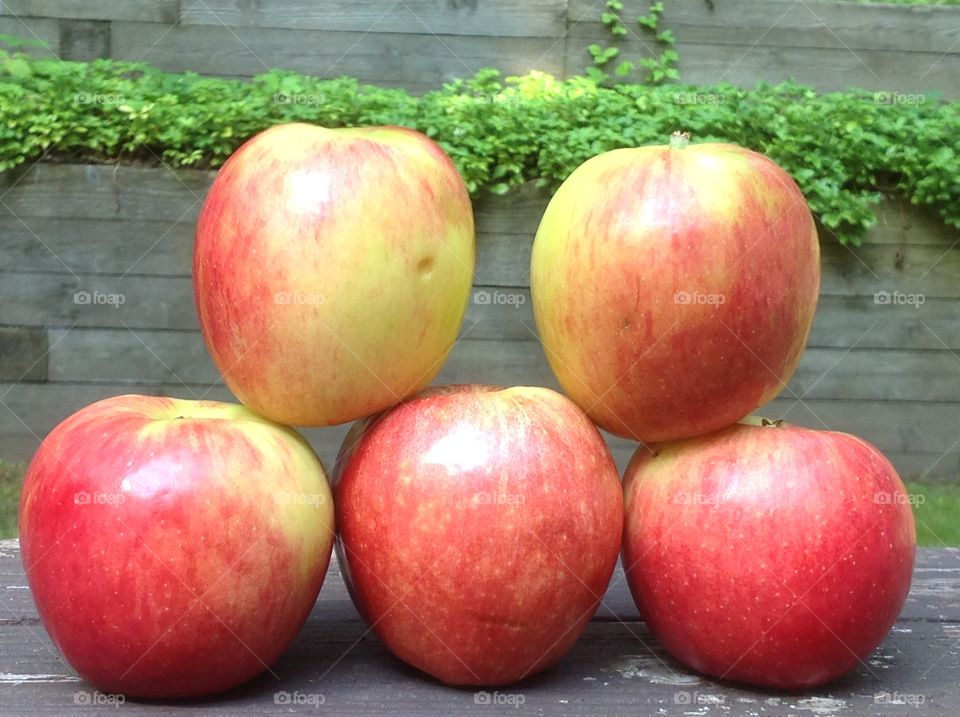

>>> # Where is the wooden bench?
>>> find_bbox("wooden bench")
[0,540,957,714]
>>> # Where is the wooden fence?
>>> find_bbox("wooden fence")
[1,0,958,95]
[1,0,959,477]
[2,163,960,479]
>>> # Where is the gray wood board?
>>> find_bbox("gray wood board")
[109,22,566,91]
[567,0,960,55]
[0,1,179,23]
[2,380,959,479]
[31,327,960,405]
[180,0,568,39]
[565,36,959,97]
[0,16,60,57]
[0,541,957,714]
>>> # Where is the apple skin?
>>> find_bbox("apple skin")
[19,395,335,699]
[194,122,475,427]
[332,385,623,686]
[531,138,820,443]
[622,419,916,690]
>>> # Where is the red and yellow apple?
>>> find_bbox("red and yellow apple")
[531,135,820,442]
[194,122,475,426]
[622,418,916,689]
[333,384,623,685]
[19,395,335,698]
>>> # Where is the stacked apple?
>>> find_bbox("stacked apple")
[19,123,481,697]
[18,124,915,699]
[530,132,916,689]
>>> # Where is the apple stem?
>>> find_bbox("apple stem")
[760,418,785,428]
[670,131,691,150]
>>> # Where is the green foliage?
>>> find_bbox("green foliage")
[590,1,679,86]
[0,45,958,245]
[841,0,960,4]
[0,461,23,539]
[907,481,960,547]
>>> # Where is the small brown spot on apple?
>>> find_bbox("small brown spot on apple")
[417,256,435,275]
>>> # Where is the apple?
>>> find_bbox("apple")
[194,122,475,427]
[622,418,916,689]
[530,133,820,443]
[19,395,335,698]
[333,385,623,685]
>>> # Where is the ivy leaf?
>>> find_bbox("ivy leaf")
[615,61,634,77]
[1,56,31,78]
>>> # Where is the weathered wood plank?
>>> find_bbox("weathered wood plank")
[2,377,958,478]
[1,619,956,715]
[0,1,178,23]
[181,0,567,39]
[57,18,110,62]
[565,32,960,97]
[7,260,960,355]
[848,197,960,247]
[2,543,956,626]
[7,238,960,303]
[1,168,955,260]
[39,326,960,403]
[0,272,196,330]
[0,381,636,471]
[110,22,566,90]
[0,217,196,277]
[0,541,956,715]
[0,218,528,292]
[0,163,213,223]
[473,182,550,239]
[0,327,47,382]
[568,0,960,55]
[474,237,960,299]
[46,327,219,385]
[760,398,960,465]
[820,241,960,299]
[0,16,60,57]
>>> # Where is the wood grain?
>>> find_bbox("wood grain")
[180,0,568,39]
[110,22,566,91]
[0,541,956,715]
[0,1,179,23]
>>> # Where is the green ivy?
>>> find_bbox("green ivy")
[589,1,679,86]
[0,49,957,245]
